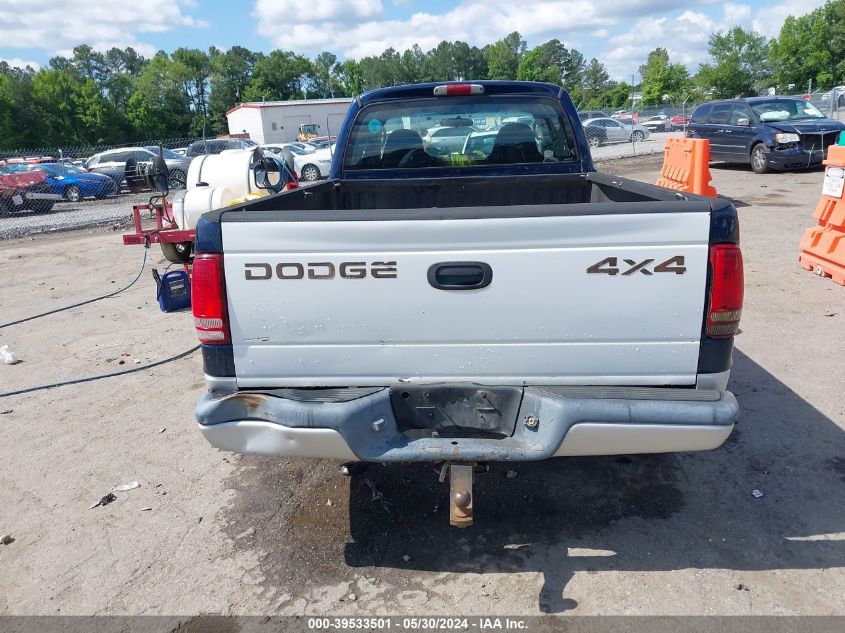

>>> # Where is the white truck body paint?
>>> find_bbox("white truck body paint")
[221,211,709,387]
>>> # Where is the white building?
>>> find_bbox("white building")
[226,98,354,144]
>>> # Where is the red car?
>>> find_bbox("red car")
[0,163,62,217]
[670,114,691,129]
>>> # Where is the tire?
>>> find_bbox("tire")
[588,135,602,148]
[168,169,186,190]
[0,198,12,218]
[160,241,193,264]
[839,94,845,109]
[31,199,55,214]
[300,164,321,181]
[632,130,645,142]
[64,184,82,202]
[161,241,193,264]
[750,143,769,174]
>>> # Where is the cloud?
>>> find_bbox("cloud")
[253,0,383,25]
[0,56,40,70]
[253,0,705,59]
[751,0,826,36]
[0,0,206,58]
[602,0,829,79]
[602,10,717,78]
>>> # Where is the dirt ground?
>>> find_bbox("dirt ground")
[0,155,843,617]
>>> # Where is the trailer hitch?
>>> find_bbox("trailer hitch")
[441,462,475,528]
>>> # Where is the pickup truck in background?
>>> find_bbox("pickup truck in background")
[191,81,743,526]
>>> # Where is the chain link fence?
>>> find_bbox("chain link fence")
[788,90,845,121]
[0,137,230,240]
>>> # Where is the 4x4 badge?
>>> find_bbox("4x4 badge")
[586,256,686,276]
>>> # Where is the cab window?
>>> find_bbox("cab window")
[343,96,577,171]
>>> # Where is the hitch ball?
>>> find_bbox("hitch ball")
[453,488,471,511]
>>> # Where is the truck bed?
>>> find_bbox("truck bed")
[218,172,710,213]
[200,172,735,389]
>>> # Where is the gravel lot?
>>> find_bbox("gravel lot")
[590,131,678,161]
[0,154,843,618]
[0,193,153,240]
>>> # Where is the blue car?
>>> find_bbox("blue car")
[687,97,845,173]
[11,162,115,201]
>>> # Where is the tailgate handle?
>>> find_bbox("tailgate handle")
[428,262,492,290]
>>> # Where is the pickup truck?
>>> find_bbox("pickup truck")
[191,81,742,526]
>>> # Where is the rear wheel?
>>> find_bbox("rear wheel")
[0,198,12,218]
[588,135,602,148]
[64,184,82,202]
[32,200,55,214]
[839,94,845,109]
[300,164,321,181]
[160,241,193,264]
[750,143,769,174]
[632,130,645,142]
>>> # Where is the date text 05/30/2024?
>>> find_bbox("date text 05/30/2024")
[307,617,528,630]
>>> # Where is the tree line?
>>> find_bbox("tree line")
[1,0,843,150]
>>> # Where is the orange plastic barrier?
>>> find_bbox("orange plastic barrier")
[655,137,717,198]
[799,145,845,286]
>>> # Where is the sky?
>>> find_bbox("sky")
[0,0,828,81]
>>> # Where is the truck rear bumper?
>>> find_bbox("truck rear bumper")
[196,386,738,462]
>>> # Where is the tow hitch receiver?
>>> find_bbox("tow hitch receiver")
[448,462,474,528]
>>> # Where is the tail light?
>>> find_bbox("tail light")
[433,83,484,96]
[706,244,744,338]
[192,253,230,345]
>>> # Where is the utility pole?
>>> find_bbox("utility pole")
[631,74,635,109]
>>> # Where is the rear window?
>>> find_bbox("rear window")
[187,141,225,157]
[691,104,711,123]
[342,96,577,171]
[709,104,733,124]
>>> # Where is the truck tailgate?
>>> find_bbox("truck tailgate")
[221,207,710,387]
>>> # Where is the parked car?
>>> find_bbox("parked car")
[185,138,257,158]
[821,86,845,109]
[422,121,477,156]
[85,146,191,191]
[583,117,650,146]
[461,129,500,158]
[10,162,114,201]
[0,163,61,216]
[260,142,315,157]
[686,97,845,173]
[641,115,671,132]
[293,144,335,181]
[191,81,741,525]
[670,114,691,129]
[306,136,338,150]
[577,109,609,121]
[611,109,637,124]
